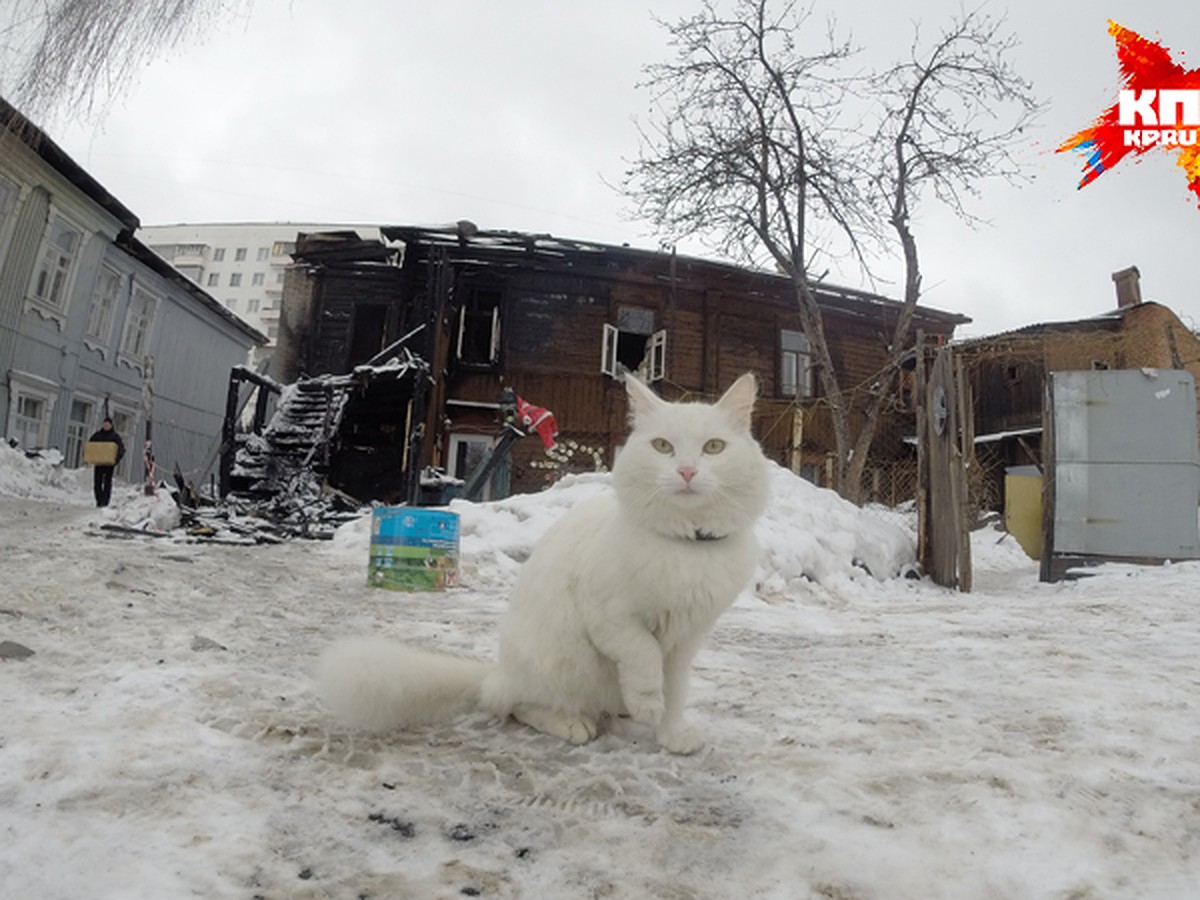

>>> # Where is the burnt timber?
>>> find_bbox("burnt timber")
[220,351,427,531]
[269,224,969,502]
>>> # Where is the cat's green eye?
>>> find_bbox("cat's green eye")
[651,438,674,454]
[703,438,727,455]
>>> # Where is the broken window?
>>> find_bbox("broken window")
[457,287,502,367]
[348,304,388,366]
[601,307,665,382]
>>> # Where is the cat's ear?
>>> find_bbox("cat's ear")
[716,373,757,430]
[624,373,666,423]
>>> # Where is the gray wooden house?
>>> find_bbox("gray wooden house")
[0,98,265,489]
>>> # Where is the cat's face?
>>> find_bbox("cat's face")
[612,374,769,540]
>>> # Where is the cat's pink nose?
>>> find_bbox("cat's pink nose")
[678,465,697,484]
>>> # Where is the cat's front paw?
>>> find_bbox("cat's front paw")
[513,706,598,745]
[625,690,665,728]
[656,723,705,755]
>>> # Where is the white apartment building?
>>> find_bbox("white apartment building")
[139,222,374,365]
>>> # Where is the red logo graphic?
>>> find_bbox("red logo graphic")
[1058,21,1200,207]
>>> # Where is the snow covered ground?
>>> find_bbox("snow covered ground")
[1,443,1198,898]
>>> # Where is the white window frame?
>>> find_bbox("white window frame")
[7,373,58,450]
[65,395,98,468]
[119,282,159,368]
[14,394,49,450]
[647,329,667,382]
[85,264,123,350]
[601,324,666,383]
[26,212,85,324]
[456,305,501,365]
[601,323,619,377]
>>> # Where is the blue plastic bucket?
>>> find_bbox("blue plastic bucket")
[368,508,460,591]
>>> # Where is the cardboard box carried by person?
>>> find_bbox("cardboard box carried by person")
[83,441,119,466]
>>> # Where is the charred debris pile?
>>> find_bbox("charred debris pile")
[172,353,431,543]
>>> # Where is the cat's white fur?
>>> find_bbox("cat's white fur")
[317,373,769,754]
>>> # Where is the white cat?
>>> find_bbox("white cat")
[317,373,769,754]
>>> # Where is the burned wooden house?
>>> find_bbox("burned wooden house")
[256,224,967,504]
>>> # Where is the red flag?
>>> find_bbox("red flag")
[517,397,558,449]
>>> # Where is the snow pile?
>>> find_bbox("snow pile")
[106,488,184,533]
[0,442,90,504]
[754,464,915,594]
[0,443,179,531]
[971,517,1042,572]
[444,464,915,595]
[449,472,613,590]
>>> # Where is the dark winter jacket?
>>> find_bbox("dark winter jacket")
[88,427,125,466]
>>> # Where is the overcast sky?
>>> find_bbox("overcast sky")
[37,0,1200,337]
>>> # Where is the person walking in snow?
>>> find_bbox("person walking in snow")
[87,418,125,508]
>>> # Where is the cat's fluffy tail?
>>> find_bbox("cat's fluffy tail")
[316,637,493,732]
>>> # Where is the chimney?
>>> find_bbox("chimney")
[1112,266,1142,308]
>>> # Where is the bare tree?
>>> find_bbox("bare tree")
[627,1,870,497]
[625,0,1040,501]
[847,9,1042,499]
[0,0,248,122]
